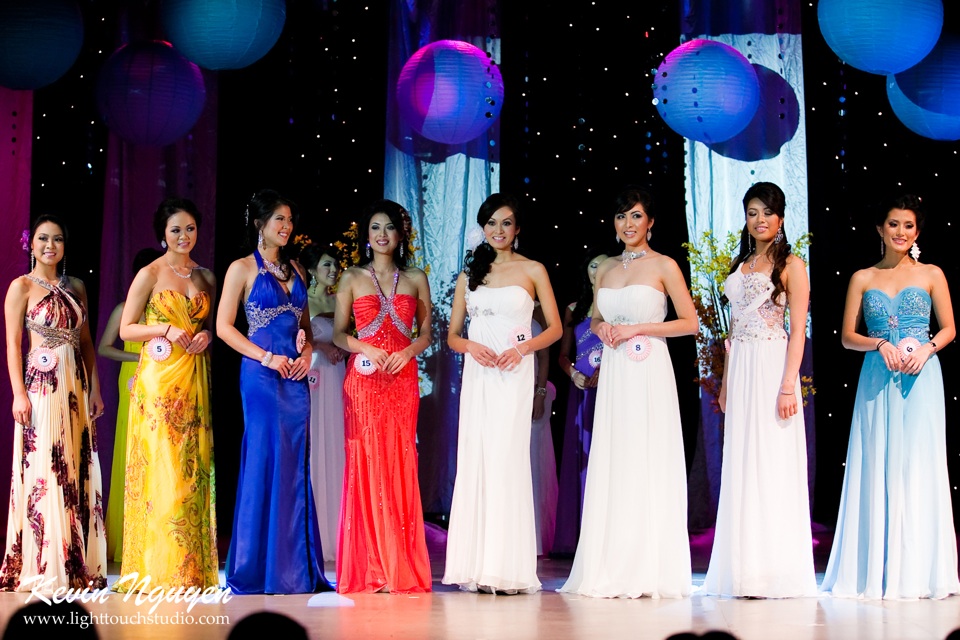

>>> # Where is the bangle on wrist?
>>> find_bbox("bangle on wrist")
[163,324,171,338]
[514,345,524,358]
[260,351,273,367]
[875,339,888,351]
[930,340,938,351]
[779,389,796,395]
[535,386,547,397]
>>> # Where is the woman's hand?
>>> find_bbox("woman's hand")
[88,389,105,420]
[186,329,212,354]
[595,321,616,347]
[777,389,798,420]
[495,345,525,371]
[165,324,193,350]
[285,355,310,380]
[317,342,344,365]
[878,340,901,372]
[466,341,498,367]
[362,345,390,372]
[382,348,414,375]
[718,383,727,414]
[900,342,935,376]
[265,354,293,378]
[585,366,601,388]
[571,369,587,390]
[532,394,545,420]
[12,393,31,426]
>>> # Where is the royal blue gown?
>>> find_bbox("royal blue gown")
[225,252,333,594]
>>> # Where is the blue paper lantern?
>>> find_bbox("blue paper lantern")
[396,40,504,145]
[161,0,286,71]
[653,39,760,144]
[894,35,960,117]
[96,41,207,147]
[818,0,943,75]
[887,75,960,141]
[0,0,83,90]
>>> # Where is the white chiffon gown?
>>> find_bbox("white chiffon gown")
[443,285,540,593]
[560,285,691,598]
[308,314,346,563]
[702,270,817,597]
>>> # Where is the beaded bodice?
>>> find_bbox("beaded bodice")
[725,270,786,343]
[24,275,83,350]
[356,268,413,340]
[863,287,931,344]
[244,251,306,338]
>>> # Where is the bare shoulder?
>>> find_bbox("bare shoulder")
[922,262,946,281]
[785,253,806,269]
[402,266,427,283]
[7,275,30,297]
[67,275,88,295]
[197,266,217,289]
[522,258,548,278]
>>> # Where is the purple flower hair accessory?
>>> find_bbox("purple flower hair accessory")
[20,229,29,253]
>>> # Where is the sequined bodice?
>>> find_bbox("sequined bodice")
[355,268,413,340]
[574,316,601,365]
[24,276,84,350]
[244,252,306,339]
[863,287,931,344]
[725,270,786,343]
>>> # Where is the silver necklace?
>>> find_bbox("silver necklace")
[748,252,762,270]
[168,259,194,279]
[260,252,289,280]
[620,249,647,269]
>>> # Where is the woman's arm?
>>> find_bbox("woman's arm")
[72,278,104,418]
[776,257,809,419]
[446,272,497,366]
[97,302,138,363]
[119,267,190,349]
[5,278,31,425]
[383,269,433,374]
[186,269,216,355]
[902,265,955,376]
[494,262,562,370]
[617,258,699,340]
[840,269,900,370]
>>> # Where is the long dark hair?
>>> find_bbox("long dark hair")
[877,194,925,229]
[30,214,68,276]
[728,181,792,305]
[153,197,202,243]
[356,199,411,269]
[246,189,299,280]
[465,193,521,291]
[569,246,610,326]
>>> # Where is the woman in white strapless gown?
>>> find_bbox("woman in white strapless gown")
[443,194,562,594]
[560,187,698,599]
[301,244,347,563]
[702,182,817,598]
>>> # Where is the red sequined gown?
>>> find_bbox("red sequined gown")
[337,270,431,593]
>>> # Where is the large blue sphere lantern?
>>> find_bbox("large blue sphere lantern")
[0,0,84,90]
[396,40,504,145]
[96,41,207,147]
[887,75,960,141]
[893,35,960,117]
[653,39,760,144]
[818,0,943,75]
[161,0,286,70]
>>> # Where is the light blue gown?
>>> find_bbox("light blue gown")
[821,287,960,599]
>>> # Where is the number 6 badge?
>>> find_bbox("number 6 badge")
[626,335,652,362]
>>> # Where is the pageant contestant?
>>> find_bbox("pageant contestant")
[702,182,817,598]
[442,193,562,594]
[333,199,433,593]
[217,190,332,594]
[116,199,218,591]
[0,215,107,592]
[300,242,347,563]
[553,247,608,555]
[821,195,959,599]
[98,247,162,562]
[559,187,696,599]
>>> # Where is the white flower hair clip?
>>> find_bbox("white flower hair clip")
[465,225,485,252]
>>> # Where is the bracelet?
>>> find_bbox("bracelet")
[875,339,888,351]
[779,390,796,395]
[260,351,273,367]
[514,345,524,358]
[535,386,547,397]
[930,340,938,351]
[163,324,171,338]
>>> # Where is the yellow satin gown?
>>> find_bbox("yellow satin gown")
[116,290,218,591]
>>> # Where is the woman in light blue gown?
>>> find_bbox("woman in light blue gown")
[821,195,959,600]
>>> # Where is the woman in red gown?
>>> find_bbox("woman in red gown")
[332,200,433,593]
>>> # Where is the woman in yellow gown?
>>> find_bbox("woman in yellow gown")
[115,199,218,591]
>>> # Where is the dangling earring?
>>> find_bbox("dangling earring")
[615,233,621,244]
[880,237,885,256]
[400,243,405,258]
[646,230,652,242]
[749,235,755,253]
[309,275,317,291]
[775,226,784,243]
[910,242,921,261]
[366,243,371,258]
[513,237,519,250]
[30,253,35,271]
[257,230,264,250]
[60,256,66,277]
[161,240,167,249]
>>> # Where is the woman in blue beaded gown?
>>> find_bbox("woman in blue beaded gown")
[553,248,607,555]
[702,182,817,598]
[822,195,959,600]
[217,190,332,594]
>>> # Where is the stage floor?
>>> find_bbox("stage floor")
[0,557,958,640]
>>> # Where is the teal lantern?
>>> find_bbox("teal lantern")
[0,0,83,90]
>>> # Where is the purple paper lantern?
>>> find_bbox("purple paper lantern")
[0,0,83,90]
[653,39,760,144]
[396,40,504,145]
[96,41,206,147]
[818,0,943,76]
[161,0,286,71]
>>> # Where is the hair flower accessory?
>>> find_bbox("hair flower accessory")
[465,225,485,252]
[20,229,29,253]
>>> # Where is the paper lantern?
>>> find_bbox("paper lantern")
[161,0,286,70]
[653,39,760,144]
[893,35,960,117]
[887,75,960,141]
[396,40,504,145]
[0,0,83,90]
[96,41,206,147]
[818,0,943,75]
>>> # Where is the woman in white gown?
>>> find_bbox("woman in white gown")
[560,187,697,599]
[300,243,347,563]
[442,193,562,594]
[821,195,958,599]
[702,181,817,598]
